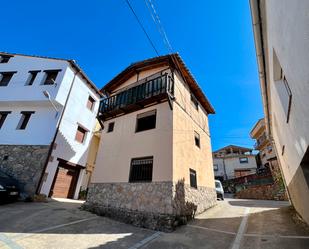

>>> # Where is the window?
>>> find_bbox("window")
[107,122,114,133]
[87,96,95,111]
[189,169,197,188]
[17,111,34,130]
[135,110,156,132]
[26,71,40,86]
[194,131,200,148]
[273,50,292,123]
[75,125,88,143]
[129,157,153,182]
[191,94,199,110]
[0,72,16,86]
[0,55,12,63]
[213,164,218,171]
[43,70,60,85]
[0,111,11,129]
[239,157,248,164]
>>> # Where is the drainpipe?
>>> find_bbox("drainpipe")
[36,68,80,195]
[249,0,271,136]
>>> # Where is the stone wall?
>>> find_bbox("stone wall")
[172,180,217,216]
[235,183,288,201]
[0,145,50,196]
[83,181,216,231]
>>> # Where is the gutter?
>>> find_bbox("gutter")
[249,0,271,137]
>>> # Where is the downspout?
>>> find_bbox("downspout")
[249,0,271,136]
[36,68,80,195]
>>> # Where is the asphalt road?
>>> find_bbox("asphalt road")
[0,197,308,249]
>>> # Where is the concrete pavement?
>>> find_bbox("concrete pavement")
[0,197,308,248]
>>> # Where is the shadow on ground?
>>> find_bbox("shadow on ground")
[0,198,309,249]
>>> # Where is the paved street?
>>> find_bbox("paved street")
[0,197,308,249]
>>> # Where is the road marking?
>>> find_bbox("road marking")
[230,207,250,249]
[0,234,23,249]
[245,233,309,239]
[128,231,161,249]
[11,217,97,240]
[187,225,237,235]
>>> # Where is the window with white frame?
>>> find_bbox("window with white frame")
[273,50,292,123]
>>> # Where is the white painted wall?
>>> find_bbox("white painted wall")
[0,55,69,105]
[0,54,100,199]
[213,155,257,180]
[255,0,309,223]
[40,65,100,198]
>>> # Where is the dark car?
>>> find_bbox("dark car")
[0,170,20,202]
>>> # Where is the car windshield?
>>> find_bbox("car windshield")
[215,182,221,188]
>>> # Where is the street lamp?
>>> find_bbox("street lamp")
[43,90,59,118]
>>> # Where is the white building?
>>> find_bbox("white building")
[213,145,257,181]
[250,0,309,224]
[0,52,101,199]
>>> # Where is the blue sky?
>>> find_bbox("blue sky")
[1,0,263,151]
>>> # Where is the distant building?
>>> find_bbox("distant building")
[213,145,257,181]
[0,52,101,199]
[250,0,309,224]
[250,118,280,176]
[85,54,216,231]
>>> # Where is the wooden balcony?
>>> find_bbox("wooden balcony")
[98,74,174,121]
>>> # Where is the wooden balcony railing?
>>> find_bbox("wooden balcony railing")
[98,74,174,121]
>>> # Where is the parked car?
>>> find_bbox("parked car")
[0,170,20,203]
[215,180,224,200]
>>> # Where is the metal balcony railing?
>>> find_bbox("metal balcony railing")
[98,74,174,120]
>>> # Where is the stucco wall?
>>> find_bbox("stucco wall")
[92,102,173,183]
[260,0,309,223]
[172,71,214,188]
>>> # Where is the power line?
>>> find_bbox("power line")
[144,0,173,53]
[125,0,159,56]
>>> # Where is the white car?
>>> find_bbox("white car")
[215,180,224,200]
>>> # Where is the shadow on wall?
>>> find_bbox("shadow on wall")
[173,179,197,225]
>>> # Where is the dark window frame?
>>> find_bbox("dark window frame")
[135,110,156,133]
[75,125,88,143]
[189,168,197,188]
[0,55,12,63]
[87,95,96,111]
[191,94,199,111]
[107,122,115,133]
[0,71,17,86]
[17,111,35,130]
[239,157,249,164]
[129,156,153,183]
[194,131,201,148]
[43,69,61,85]
[26,70,40,86]
[0,111,11,129]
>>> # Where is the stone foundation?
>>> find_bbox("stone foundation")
[83,181,216,231]
[0,145,50,196]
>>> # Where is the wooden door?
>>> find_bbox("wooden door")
[51,166,79,198]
